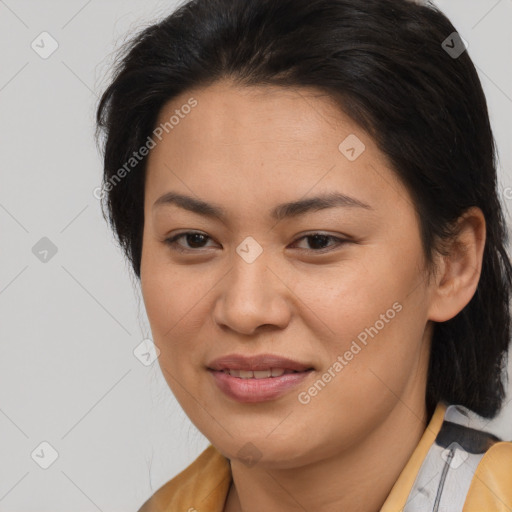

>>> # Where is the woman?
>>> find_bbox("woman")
[95,0,512,510]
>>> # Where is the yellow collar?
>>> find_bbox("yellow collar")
[380,401,447,511]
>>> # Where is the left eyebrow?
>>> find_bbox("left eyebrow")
[270,192,373,221]
[152,191,373,222]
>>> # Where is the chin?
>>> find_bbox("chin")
[211,431,319,470]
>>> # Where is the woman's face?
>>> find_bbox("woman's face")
[140,80,436,467]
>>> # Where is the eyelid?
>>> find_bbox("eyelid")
[290,233,349,252]
[164,231,218,253]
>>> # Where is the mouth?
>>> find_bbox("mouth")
[217,368,307,379]
[207,353,315,403]
[207,353,314,373]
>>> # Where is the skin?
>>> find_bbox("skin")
[140,79,486,512]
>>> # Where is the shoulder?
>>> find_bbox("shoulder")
[394,403,512,512]
[464,441,512,511]
[137,444,232,512]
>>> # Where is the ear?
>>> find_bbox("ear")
[427,207,486,323]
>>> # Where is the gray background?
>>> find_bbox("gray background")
[0,0,511,510]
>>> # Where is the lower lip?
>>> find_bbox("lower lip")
[208,369,313,403]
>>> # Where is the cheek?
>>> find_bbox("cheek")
[142,272,203,346]
[140,247,217,372]
[291,304,428,454]
[140,264,211,409]
[141,238,194,326]
[291,241,424,341]
[290,245,429,396]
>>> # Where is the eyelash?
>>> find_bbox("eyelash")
[163,231,349,254]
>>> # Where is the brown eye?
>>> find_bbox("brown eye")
[164,231,217,252]
[292,233,349,252]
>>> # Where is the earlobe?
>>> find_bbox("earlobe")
[427,207,486,323]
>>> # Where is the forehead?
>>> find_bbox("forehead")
[152,80,352,150]
[144,80,411,220]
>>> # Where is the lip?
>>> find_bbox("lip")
[207,353,314,403]
[207,353,314,372]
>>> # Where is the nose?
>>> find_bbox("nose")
[213,253,292,336]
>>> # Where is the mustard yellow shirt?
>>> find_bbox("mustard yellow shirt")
[138,402,512,511]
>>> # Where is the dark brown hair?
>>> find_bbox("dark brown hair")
[95,0,512,419]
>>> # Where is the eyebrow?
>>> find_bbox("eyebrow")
[152,191,373,222]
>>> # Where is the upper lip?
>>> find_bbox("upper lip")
[207,353,314,372]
